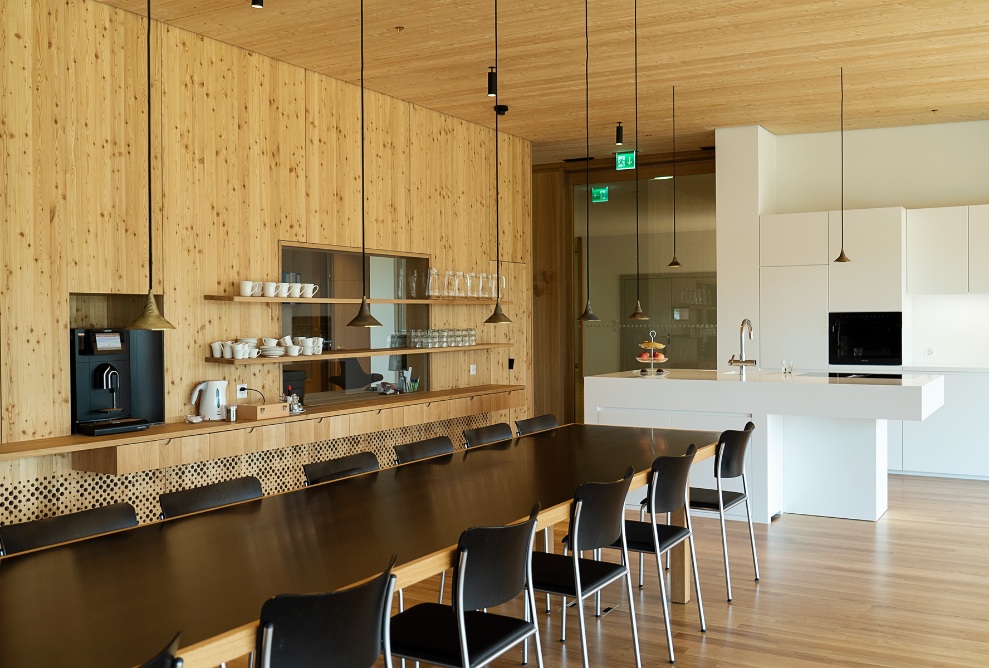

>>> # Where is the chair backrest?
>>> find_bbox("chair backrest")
[569,467,634,553]
[515,414,559,436]
[159,476,263,519]
[715,422,755,479]
[256,556,396,668]
[454,503,540,613]
[140,632,183,668]
[304,452,380,486]
[393,435,454,464]
[463,422,513,448]
[328,358,383,390]
[0,502,138,556]
[645,444,697,515]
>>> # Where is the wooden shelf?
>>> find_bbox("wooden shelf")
[205,342,510,365]
[204,295,510,305]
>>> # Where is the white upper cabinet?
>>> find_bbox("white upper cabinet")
[828,207,906,312]
[760,212,829,266]
[760,265,829,371]
[906,206,969,294]
[968,205,989,293]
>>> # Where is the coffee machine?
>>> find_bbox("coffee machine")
[70,328,165,436]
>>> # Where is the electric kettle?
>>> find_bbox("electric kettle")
[190,380,228,421]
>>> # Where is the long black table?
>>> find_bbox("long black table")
[0,423,717,667]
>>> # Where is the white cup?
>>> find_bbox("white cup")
[301,344,314,356]
[233,343,249,359]
[239,280,261,297]
[288,283,303,299]
[302,283,319,298]
[210,341,223,357]
[262,282,277,298]
[313,337,324,352]
[293,336,306,346]
[262,337,279,347]
[279,336,293,346]
[286,345,302,356]
[275,283,290,298]
[248,348,261,358]
[222,342,233,359]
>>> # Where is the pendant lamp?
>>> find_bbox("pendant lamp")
[348,0,383,328]
[627,0,648,320]
[577,0,599,322]
[667,85,683,269]
[834,68,851,263]
[129,0,175,330]
[485,0,511,324]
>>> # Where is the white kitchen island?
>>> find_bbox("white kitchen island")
[584,370,944,522]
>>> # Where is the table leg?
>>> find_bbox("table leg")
[669,507,691,603]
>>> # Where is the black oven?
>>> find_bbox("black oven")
[828,312,902,365]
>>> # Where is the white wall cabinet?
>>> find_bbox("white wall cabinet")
[760,212,829,266]
[906,206,969,294]
[828,207,905,312]
[967,205,989,293]
[760,265,828,370]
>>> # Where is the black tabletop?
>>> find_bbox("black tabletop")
[0,423,714,668]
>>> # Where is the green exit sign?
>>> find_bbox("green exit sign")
[615,150,636,170]
[591,186,609,203]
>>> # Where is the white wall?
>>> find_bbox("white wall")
[774,120,989,213]
[908,294,989,367]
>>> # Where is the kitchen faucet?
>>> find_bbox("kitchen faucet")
[728,318,756,376]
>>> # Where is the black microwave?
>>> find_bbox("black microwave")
[829,312,902,365]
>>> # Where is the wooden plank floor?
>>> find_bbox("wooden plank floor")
[233,475,989,666]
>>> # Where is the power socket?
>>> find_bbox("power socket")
[469,364,477,376]
[236,383,249,399]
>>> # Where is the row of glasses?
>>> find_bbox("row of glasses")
[425,268,507,299]
[409,328,478,348]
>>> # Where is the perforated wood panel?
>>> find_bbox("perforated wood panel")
[0,414,492,527]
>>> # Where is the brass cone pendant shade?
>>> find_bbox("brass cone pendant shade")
[834,247,850,263]
[484,302,512,324]
[628,300,648,320]
[667,255,682,268]
[130,291,176,330]
[129,0,175,331]
[347,296,382,328]
[577,299,600,322]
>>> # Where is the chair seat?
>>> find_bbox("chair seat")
[688,487,747,512]
[390,603,535,668]
[616,520,690,555]
[530,551,627,598]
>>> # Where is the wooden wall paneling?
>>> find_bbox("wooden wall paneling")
[306,73,360,247]
[364,88,411,252]
[488,260,532,426]
[501,133,532,265]
[63,1,148,294]
[0,0,71,443]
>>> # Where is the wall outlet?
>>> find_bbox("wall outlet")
[236,383,249,399]
[925,347,935,358]
[469,364,477,376]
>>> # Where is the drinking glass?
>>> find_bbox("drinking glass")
[408,269,418,299]
[427,267,440,296]
[443,270,455,297]
[468,328,476,346]
[466,272,477,298]
[478,273,489,299]
[454,271,465,298]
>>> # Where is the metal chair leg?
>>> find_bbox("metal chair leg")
[685,513,707,632]
[575,593,589,668]
[560,595,567,641]
[665,512,671,571]
[655,551,675,663]
[717,495,733,602]
[638,505,646,588]
[438,570,446,604]
[593,548,602,617]
[623,564,643,668]
[743,475,761,581]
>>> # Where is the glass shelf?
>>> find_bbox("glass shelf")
[205,342,510,365]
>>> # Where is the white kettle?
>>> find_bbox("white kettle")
[191,380,228,421]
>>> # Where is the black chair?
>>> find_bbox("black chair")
[530,468,641,668]
[393,435,455,464]
[0,502,138,556]
[463,423,513,448]
[256,556,396,668]
[304,452,380,485]
[515,414,558,436]
[328,358,383,390]
[611,446,705,663]
[140,632,183,668]
[689,421,760,602]
[390,504,543,668]
[159,476,263,520]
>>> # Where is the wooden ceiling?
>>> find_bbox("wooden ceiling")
[100,0,989,165]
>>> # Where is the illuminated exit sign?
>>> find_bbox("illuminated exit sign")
[591,186,609,203]
[615,150,636,170]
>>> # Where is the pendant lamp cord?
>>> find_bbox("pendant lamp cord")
[360,0,367,298]
[671,85,677,258]
[840,67,844,248]
[584,0,591,301]
[494,0,501,303]
[633,0,640,303]
[146,0,154,294]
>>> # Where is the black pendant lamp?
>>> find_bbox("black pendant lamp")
[348,0,382,328]
[577,0,599,322]
[627,0,648,320]
[485,0,511,324]
[130,0,175,330]
[834,67,851,263]
[667,85,683,269]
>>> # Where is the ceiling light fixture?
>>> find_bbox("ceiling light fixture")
[627,0,647,321]
[251,0,263,8]
[615,122,624,146]
[347,0,382,328]
[485,0,511,324]
[129,0,175,330]
[577,0,599,322]
[667,85,682,269]
[834,67,851,263]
